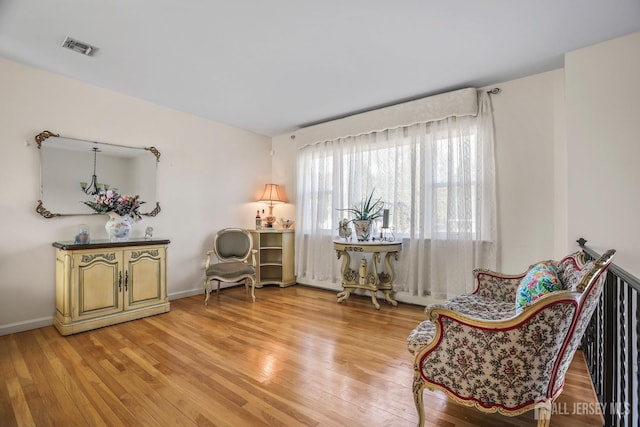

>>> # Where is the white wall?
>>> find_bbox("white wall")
[566,32,640,277]
[490,69,567,272]
[271,136,297,223]
[0,57,271,335]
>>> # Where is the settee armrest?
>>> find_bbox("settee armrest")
[423,290,579,328]
[471,268,526,303]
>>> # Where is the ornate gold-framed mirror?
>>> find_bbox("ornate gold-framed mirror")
[35,130,161,218]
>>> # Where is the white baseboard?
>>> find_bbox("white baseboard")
[297,277,439,307]
[296,277,342,292]
[0,316,53,336]
[168,282,242,301]
[0,285,237,336]
[168,288,204,300]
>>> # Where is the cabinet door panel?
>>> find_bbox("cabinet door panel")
[74,253,121,319]
[124,248,165,309]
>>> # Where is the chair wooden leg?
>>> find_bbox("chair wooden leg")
[216,280,221,295]
[249,277,256,302]
[413,370,426,427]
[536,401,552,427]
[204,279,211,305]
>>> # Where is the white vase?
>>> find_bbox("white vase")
[353,220,372,241]
[105,212,132,242]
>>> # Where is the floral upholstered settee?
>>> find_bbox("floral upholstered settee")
[407,249,615,427]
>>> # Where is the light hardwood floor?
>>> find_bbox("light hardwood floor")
[1,285,604,426]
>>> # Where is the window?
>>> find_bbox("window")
[295,91,496,299]
[302,125,480,239]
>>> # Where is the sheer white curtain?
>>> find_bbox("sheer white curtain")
[295,91,497,299]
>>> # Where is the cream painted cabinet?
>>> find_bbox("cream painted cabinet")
[53,239,170,335]
[250,230,295,287]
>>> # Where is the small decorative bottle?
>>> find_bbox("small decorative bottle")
[255,210,262,229]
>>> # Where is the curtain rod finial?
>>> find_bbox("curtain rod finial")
[487,88,501,95]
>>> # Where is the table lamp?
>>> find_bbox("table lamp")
[258,183,287,228]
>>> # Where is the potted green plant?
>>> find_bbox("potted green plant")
[338,190,384,241]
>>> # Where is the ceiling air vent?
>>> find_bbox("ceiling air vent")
[61,36,98,56]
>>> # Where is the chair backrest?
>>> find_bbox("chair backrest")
[212,228,253,262]
[550,249,615,395]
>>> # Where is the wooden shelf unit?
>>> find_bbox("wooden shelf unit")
[250,229,295,287]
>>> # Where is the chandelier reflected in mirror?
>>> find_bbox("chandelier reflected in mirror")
[80,147,109,195]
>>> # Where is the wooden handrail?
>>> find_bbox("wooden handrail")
[578,237,640,292]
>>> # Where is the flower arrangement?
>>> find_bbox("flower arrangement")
[84,189,144,220]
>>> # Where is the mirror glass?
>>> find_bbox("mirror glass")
[36,131,160,217]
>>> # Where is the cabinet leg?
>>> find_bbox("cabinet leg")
[370,291,381,309]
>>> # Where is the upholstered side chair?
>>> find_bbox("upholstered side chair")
[203,228,257,304]
[408,249,616,427]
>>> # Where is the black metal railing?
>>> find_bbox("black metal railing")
[579,238,639,427]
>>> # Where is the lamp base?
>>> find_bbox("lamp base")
[264,205,276,228]
[264,215,275,228]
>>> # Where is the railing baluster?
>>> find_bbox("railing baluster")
[605,273,617,427]
[597,292,604,396]
[626,285,633,427]
[619,277,627,426]
[578,238,639,427]
[636,292,639,427]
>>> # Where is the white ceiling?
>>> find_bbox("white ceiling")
[1,1,639,137]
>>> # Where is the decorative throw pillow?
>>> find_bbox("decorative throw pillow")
[515,261,562,314]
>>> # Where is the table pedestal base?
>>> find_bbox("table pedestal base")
[334,241,401,310]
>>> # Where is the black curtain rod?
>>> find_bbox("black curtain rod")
[487,88,501,95]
